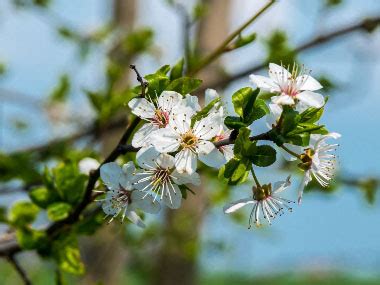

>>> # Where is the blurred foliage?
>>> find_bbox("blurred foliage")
[264,30,297,66]
[49,74,70,103]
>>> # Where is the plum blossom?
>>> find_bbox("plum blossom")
[297,132,341,204]
[132,147,200,209]
[150,106,223,174]
[128,91,193,148]
[99,162,160,227]
[250,63,324,111]
[223,176,293,228]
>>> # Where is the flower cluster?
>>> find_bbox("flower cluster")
[97,63,340,229]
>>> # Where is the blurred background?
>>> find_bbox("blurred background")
[1,0,380,284]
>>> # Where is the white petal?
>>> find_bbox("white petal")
[196,140,216,155]
[101,192,120,216]
[131,123,158,148]
[133,171,153,192]
[157,91,183,113]
[128,98,155,119]
[150,127,181,153]
[298,171,312,204]
[100,162,122,191]
[296,91,325,108]
[163,184,182,209]
[198,148,226,168]
[156,153,175,169]
[131,190,161,214]
[297,75,323,91]
[269,63,291,80]
[170,111,192,134]
[136,146,160,169]
[183,94,201,111]
[222,145,234,162]
[205,88,219,105]
[120,161,136,190]
[171,170,201,186]
[249,74,280,93]
[273,175,291,193]
[125,210,145,228]
[79,157,100,175]
[175,149,197,174]
[271,94,295,105]
[223,198,255,213]
[266,103,283,127]
[193,114,222,140]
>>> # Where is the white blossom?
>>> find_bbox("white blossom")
[223,176,293,228]
[297,132,341,203]
[79,157,100,175]
[132,147,200,209]
[250,63,324,111]
[128,91,193,148]
[150,107,223,174]
[99,162,160,227]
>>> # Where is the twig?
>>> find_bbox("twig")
[189,0,276,75]
[202,16,380,91]
[7,254,32,285]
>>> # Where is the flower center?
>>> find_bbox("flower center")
[180,131,198,149]
[152,109,169,128]
[152,169,171,188]
[253,184,272,201]
[298,148,314,170]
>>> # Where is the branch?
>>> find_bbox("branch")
[7,254,32,285]
[189,0,276,75]
[202,16,380,91]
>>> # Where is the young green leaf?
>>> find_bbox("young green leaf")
[250,145,277,167]
[53,235,85,275]
[191,96,220,125]
[170,58,184,80]
[224,116,247,130]
[166,77,202,95]
[16,228,47,250]
[29,186,60,209]
[47,202,72,222]
[9,201,39,227]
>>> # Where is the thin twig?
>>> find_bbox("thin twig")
[7,254,32,285]
[189,0,276,75]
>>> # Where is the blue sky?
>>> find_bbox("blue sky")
[1,0,380,276]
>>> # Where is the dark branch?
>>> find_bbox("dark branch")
[7,254,32,285]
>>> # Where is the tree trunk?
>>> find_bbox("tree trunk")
[153,1,230,285]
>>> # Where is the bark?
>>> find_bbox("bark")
[153,1,230,285]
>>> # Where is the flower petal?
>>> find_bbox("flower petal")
[193,113,222,140]
[271,94,295,105]
[296,91,325,108]
[136,146,160,169]
[269,63,291,80]
[199,148,226,168]
[171,170,201,186]
[175,148,197,174]
[170,111,192,134]
[131,123,158,148]
[183,94,201,111]
[125,210,146,228]
[273,175,291,193]
[297,75,323,91]
[79,157,100,175]
[150,127,181,153]
[131,190,161,214]
[157,91,183,113]
[156,153,175,169]
[128,98,155,119]
[223,198,255,213]
[249,74,280,93]
[162,184,182,209]
[197,140,216,155]
[100,162,122,191]
[205,88,219,105]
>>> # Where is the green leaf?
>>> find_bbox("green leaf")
[287,123,327,136]
[280,106,300,134]
[29,186,59,209]
[49,74,70,102]
[144,73,170,97]
[233,33,257,49]
[299,107,324,124]
[16,228,47,250]
[53,235,85,275]
[219,158,250,185]
[166,77,202,95]
[156,64,171,75]
[9,201,39,227]
[122,28,154,54]
[244,98,269,124]
[170,59,185,80]
[232,87,255,117]
[47,202,72,222]
[285,132,310,146]
[250,144,277,167]
[0,207,7,223]
[53,163,87,205]
[233,128,251,158]
[191,96,220,125]
[224,116,247,130]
